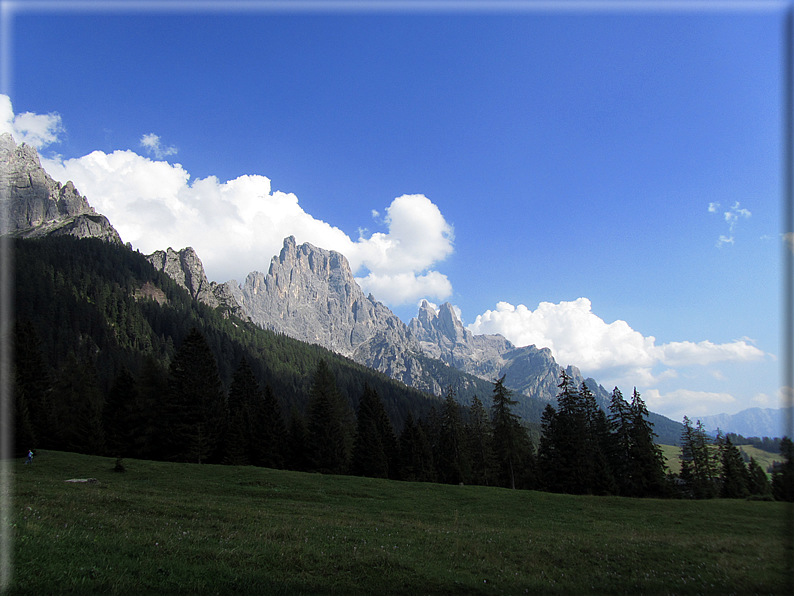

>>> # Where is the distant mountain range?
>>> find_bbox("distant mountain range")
[1,132,717,443]
[699,407,791,440]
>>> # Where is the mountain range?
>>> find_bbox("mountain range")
[2,133,692,442]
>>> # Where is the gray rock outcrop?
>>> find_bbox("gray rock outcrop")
[0,133,121,242]
[232,236,427,386]
[408,299,608,405]
[146,246,249,321]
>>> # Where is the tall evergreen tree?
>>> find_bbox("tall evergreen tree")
[537,403,560,491]
[285,406,309,472]
[580,382,617,495]
[131,355,168,460]
[437,386,470,485]
[718,433,750,499]
[104,367,137,458]
[607,387,633,495]
[680,417,718,498]
[491,376,533,489]
[399,413,435,482]
[163,327,227,464]
[13,319,54,450]
[466,395,494,486]
[747,457,772,497]
[627,388,666,497]
[351,384,390,479]
[306,359,354,474]
[252,384,287,469]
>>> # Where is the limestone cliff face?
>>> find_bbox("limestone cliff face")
[233,236,426,385]
[408,299,608,405]
[409,300,513,379]
[146,246,249,321]
[0,133,121,242]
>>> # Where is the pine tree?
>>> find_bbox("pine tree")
[718,433,750,498]
[131,355,168,460]
[104,367,137,458]
[580,382,616,495]
[607,387,633,495]
[252,384,287,469]
[399,413,435,482]
[680,417,717,499]
[553,370,589,494]
[466,395,494,486]
[285,406,309,472]
[351,384,390,479]
[437,386,470,485]
[747,457,772,497]
[306,359,354,474]
[163,327,227,464]
[491,376,533,489]
[627,388,666,497]
[537,403,559,492]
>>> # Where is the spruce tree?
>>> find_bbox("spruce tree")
[253,384,287,469]
[680,417,717,498]
[466,395,495,486]
[399,413,435,482]
[163,327,227,464]
[437,386,470,485]
[351,384,390,478]
[104,367,137,458]
[718,433,750,498]
[285,406,309,472]
[627,388,666,497]
[747,457,772,497]
[491,376,533,489]
[537,403,560,492]
[306,359,354,474]
[607,387,633,495]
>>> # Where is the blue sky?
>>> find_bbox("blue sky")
[1,1,787,423]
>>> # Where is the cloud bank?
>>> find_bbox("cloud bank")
[41,147,454,305]
[467,298,765,388]
[0,95,63,149]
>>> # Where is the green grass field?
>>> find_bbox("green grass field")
[658,444,782,477]
[6,450,792,595]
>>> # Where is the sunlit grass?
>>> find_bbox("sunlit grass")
[8,450,790,594]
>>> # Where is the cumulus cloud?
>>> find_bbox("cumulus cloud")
[643,388,737,421]
[0,95,63,149]
[467,298,765,388]
[39,150,454,306]
[140,133,177,159]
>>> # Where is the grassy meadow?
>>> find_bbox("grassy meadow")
[6,450,792,595]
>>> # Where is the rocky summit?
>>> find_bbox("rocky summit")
[146,247,249,321]
[0,133,121,243]
[229,236,428,386]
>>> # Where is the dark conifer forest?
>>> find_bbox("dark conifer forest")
[10,236,793,500]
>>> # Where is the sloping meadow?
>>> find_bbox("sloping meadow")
[9,450,790,595]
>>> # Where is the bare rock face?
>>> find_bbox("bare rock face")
[408,299,608,405]
[146,246,249,321]
[234,236,425,383]
[0,133,121,243]
[409,300,513,379]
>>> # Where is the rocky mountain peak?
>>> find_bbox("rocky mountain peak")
[0,134,121,242]
[146,246,249,321]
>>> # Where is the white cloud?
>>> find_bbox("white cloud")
[467,298,765,387]
[711,200,751,246]
[0,95,63,149]
[140,133,177,159]
[40,150,454,306]
[644,388,737,421]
